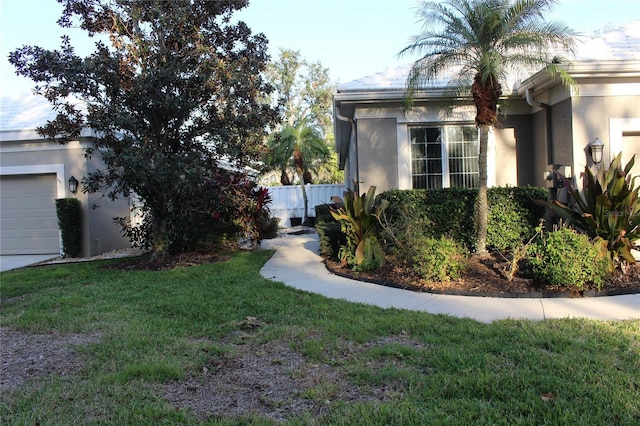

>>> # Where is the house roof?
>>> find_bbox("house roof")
[336,20,640,94]
[0,93,57,132]
[0,93,91,141]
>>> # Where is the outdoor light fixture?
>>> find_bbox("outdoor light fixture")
[68,175,79,194]
[589,138,604,165]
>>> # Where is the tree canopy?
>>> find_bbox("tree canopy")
[10,0,280,258]
[400,0,576,254]
[263,48,340,186]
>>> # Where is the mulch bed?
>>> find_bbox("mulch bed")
[324,254,640,298]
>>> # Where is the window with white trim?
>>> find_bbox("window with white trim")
[410,125,479,189]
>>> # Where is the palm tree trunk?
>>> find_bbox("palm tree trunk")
[475,125,489,256]
[300,179,309,224]
[293,150,309,223]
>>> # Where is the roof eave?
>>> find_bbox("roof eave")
[516,60,640,95]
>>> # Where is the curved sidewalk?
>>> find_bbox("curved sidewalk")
[260,232,640,323]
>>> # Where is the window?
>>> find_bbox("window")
[410,125,479,189]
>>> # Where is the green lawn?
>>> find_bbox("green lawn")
[1,250,638,425]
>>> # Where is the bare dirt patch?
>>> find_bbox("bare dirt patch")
[157,321,405,422]
[0,327,101,393]
[98,252,231,271]
[1,322,427,421]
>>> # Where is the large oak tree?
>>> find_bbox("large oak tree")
[10,0,280,259]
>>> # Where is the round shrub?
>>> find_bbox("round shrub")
[412,236,467,282]
[529,228,610,289]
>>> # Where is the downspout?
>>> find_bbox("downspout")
[525,89,553,165]
[335,108,359,193]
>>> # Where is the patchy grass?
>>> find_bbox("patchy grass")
[1,250,638,425]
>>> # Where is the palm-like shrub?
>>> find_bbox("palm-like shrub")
[330,186,389,271]
[543,153,640,266]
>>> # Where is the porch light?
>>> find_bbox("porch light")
[68,176,79,194]
[589,138,604,165]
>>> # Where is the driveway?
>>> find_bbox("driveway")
[0,255,58,272]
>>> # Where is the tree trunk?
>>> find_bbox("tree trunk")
[471,73,501,257]
[280,169,291,185]
[293,149,309,222]
[151,216,169,261]
[303,170,313,184]
[300,180,309,224]
[475,125,489,256]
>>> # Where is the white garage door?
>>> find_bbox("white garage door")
[0,174,60,255]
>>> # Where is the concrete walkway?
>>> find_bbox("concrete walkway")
[0,255,58,272]
[260,232,640,323]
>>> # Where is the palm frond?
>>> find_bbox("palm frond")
[401,0,577,108]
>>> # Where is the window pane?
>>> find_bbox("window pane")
[411,127,442,189]
[446,126,479,189]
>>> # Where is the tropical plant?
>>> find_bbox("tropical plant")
[540,153,640,267]
[264,49,338,186]
[330,186,389,271]
[399,0,576,254]
[268,119,330,223]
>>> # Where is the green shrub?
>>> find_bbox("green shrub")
[316,222,345,259]
[314,203,337,224]
[487,187,547,252]
[379,188,476,249]
[540,153,640,267]
[528,228,610,290]
[412,236,467,282]
[379,186,547,252]
[260,216,281,240]
[55,198,82,258]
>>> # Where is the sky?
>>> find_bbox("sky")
[1,0,639,98]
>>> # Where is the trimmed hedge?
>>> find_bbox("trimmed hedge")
[378,186,548,252]
[55,198,83,258]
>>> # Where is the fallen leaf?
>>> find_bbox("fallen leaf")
[540,392,556,402]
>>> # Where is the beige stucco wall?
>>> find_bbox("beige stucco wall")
[494,115,535,186]
[0,138,130,256]
[570,95,640,169]
[85,154,131,256]
[356,118,399,192]
[549,99,574,167]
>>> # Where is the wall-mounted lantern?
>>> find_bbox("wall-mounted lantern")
[68,176,79,194]
[589,138,604,165]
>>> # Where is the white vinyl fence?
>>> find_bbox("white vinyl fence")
[266,184,347,227]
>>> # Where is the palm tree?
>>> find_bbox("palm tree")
[399,0,576,255]
[267,119,330,224]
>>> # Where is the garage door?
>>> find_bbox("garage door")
[0,174,60,255]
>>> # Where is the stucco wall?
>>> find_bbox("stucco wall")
[570,95,640,168]
[85,155,131,256]
[356,118,399,192]
[494,115,534,186]
[530,110,549,187]
[549,99,574,168]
